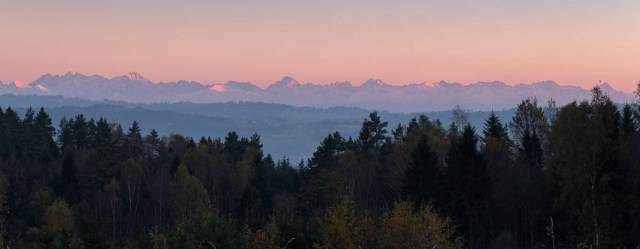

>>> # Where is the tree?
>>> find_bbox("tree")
[299,132,346,214]
[0,172,8,248]
[445,124,490,248]
[173,164,210,224]
[72,114,89,150]
[126,121,143,158]
[93,118,113,152]
[621,104,637,138]
[318,197,376,249]
[1,102,638,248]
[147,129,162,159]
[33,108,57,162]
[483,112,509,142]
[1,108,20,157]
[402,134,443,208]
[510,98,548,145]
[59,153,79,203]
[120,159,144,234]
[356,112,388,154]
[548,87,625,248]
[169,164,247,249]
[451,105,469,128]
[41,200,83,249]
[383,201,460,249]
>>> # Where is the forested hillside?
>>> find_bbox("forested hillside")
[0,94,516,161]
[0,86,639,249]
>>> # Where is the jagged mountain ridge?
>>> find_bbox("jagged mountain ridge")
[0,72,633,112]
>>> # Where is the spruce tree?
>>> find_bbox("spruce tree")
[445,124,490,248]
[72,114,89,149]
[33,108,57,161]
[483,111,509,142]
[59,153,80,203]
[403,135,442,208]
[621,104,637,138]
[126,120,143,157]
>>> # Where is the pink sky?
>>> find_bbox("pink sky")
[1,1,638,92]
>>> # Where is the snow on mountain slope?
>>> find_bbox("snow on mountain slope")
[6,72,635,112]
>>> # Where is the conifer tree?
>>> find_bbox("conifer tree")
[403,134,442,208]
[621,104,637,138]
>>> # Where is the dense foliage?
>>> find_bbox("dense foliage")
[0,85,639,249]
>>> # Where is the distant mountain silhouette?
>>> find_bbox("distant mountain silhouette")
[1,72,633,112]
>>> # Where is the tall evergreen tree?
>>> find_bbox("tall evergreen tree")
[445,124,490,248]
[147,129,162,159]
[126,120,143,157]
[356,112,388,154]
[402,135,442,208]
[621,104,637,138]
[33,108,57,161]
[1,108,20,157]
[94,118,113,152]
[59,153,80,203]
[72,114,89,150]
[483,111,509,142]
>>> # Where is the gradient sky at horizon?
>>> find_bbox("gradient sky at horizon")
[1,0,639,92]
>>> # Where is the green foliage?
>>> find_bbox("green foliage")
[317,197,377,249]
[547,87,627,247]
[383,201,460,249]
[38,199,84,249]
[0,94,639,248]
[509,98,549,145]
[402,135,443,207]
[0,172,7,247]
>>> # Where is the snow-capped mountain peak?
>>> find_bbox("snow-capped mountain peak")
[210,84,227,92]
[3,72,634,112]
[360,78,387,88]
[124,72,147,81]
[268,76,301,89]
[12,80,30,89]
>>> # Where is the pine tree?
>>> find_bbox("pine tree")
[148,129,162,159]
[1,108,20,157]
[392,123,404,141]
[126,121,143,157]
[621,104,637,138]
[520,130,543,168]
[72,114,89,149]
[58,117,74,152]
[445,124,490,248]
[224,131,243,164]
[403,135,442,207]
[33,108,57,161]
[21,108,36,157]
[59,153,80,203]
[483,112,509,142]
[94,118,113,153]
[356,112,388,154]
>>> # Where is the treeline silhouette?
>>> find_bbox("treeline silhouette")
[0,86,639,249]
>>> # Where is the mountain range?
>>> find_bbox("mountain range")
[1,72,634,112]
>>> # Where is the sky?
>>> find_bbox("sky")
[1,0,639,92]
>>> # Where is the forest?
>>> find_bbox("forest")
[0,86,639,249]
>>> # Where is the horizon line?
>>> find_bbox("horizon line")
[3,71,636,94]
